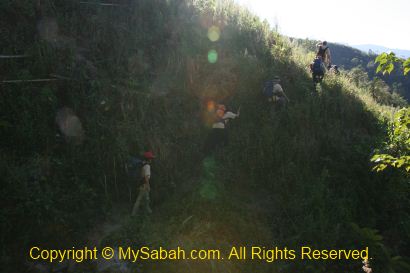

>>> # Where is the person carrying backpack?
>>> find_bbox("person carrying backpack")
[204,104,240,153]
[263,76,289,110]
[310,56,327,85]
[131,151,155,216]
[316,41,332,69]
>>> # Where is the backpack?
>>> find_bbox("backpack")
[263,80,274,97]
[317,46,328,59]
[312,58,324,74]
[127,156,146,180]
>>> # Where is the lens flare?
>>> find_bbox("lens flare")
[207,50,218,64]
[199,157,219,200]
[200,180,218,200]
[207,26,220,42]
[207,100,216,112]
[203,100,217,127]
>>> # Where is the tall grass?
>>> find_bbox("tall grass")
[1,0,408,272]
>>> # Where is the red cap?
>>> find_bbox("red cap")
[143,151,155,159]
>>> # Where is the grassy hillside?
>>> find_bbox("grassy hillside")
[1,1,409,273]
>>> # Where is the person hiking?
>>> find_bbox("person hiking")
[316,41,332,69]
[204,104,240,153]
[263,76,289,110]
[131,151,155,216]
[310,56,327,85]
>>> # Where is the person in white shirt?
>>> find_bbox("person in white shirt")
[204,104,240,153]
[131,151,155,216]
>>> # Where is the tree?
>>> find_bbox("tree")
[372,52,410,174]
[348,66,369,87]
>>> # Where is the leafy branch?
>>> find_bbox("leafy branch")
[371,154,410,172]
[375,52,410,75]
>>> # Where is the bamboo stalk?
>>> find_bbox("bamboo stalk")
[0,55,28,59]
[1,79,60,83]
[79,1,121,6]
[113,157,119,200]
[104,174,108,200]
[49,74,72,80]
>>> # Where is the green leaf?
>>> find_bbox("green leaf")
[375,52,387,63]
[395,159,405,167]
[403,58,410,67]
[376,164,388,172]
[386,63,394,74]
[404,67,410,76]
[371,154,380,162]
[379,58,387,65]
[375,55,382,63]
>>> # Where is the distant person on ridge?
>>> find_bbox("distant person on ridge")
[263,76,289,110]
[204,104,240,153]
[131,151,155,216]
[310,56,327,85]
[329,64,340,75]
[316,41,332,69]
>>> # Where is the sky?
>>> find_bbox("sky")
[233,0,410,50]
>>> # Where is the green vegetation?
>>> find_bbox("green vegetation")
[371,107,410,174]
[375,52,410,76]
[1,1,409,273]
[371,52,410,175]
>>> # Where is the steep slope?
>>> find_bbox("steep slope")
[1,1,409,273]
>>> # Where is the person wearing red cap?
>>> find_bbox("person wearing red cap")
[131,151,155,215]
